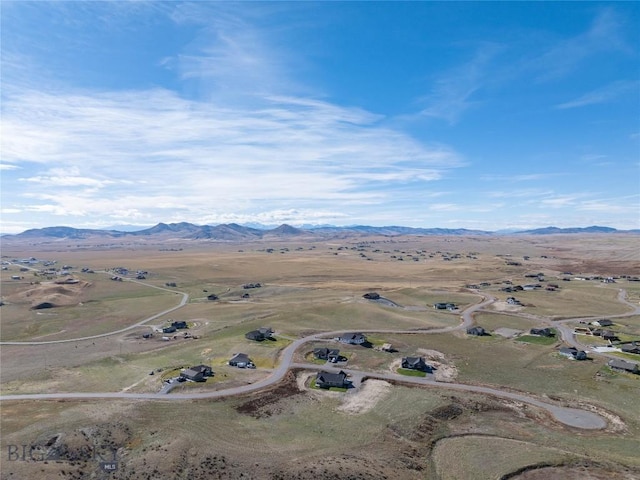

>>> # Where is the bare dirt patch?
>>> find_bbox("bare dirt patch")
[235,370,309,418]
[495,327,523,338]
[492,301,524,313]
[336,379,391,415]
[417,348,458,382]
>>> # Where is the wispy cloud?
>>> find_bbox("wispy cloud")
[525,8,630,82]
[1,87,463,225]
[480,173,564,182]
[417,44,502,124]
[556,80,638,109]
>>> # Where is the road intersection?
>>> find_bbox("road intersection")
[2,284,626,430]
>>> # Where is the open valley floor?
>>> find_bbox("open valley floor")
[1,233,640,479]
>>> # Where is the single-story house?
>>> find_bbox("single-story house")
[434,302,456,310]
[621,343,640,355]
[592,319,613,327]
[363,292,380,300]
[467,326,486,336]
[171,321,188,329]
[245,327,274,341]
[607,359,639,374]
[530,328,554,337]
[337,333,367,345]
[228,353,254,368]
[314,348,341,362]
[244,330,263,341]
[180,364,213,382]
[558,347,587,360]
[401,356,431,372]
[315,370,349,389]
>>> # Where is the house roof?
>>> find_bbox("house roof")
[316,371,346,384]
[189,364,211,373]
[403,356,425,365]
[608,359,639,372]
[339,333,366,342]
[559,347,577,354]
[467,326,485,335]
[229,353,250,363]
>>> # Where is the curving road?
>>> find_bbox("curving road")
[0,293,608,430]
[0,276,188,346]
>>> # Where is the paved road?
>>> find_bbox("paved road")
[0,280,620,429]
[0,293,608,430]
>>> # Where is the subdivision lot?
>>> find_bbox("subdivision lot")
[1,234,639,479]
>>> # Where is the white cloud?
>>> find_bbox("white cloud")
[0,164,21,170]
[1,87,463,226]
[556,80,638,109]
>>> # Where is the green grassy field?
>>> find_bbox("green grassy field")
[432,436,570,480]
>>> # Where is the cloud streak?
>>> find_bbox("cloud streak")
[556,80,638,109]
[1,87,463,226]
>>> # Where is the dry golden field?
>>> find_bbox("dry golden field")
[1,234,639,479]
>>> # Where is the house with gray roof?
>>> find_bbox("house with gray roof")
[245,327,274,341]
[558,347,587,360]
[608,359,639,374]
[621,343,640,355]
[315,370,349,389]
[401,356,431,372]
[467,326,486,336]
[228,353,255,368]
[337,333,367,345]
[314,348,341,363]
[180,364,213,382]
[530,328,554,337]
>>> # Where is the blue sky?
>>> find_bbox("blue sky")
[1,2,639,233]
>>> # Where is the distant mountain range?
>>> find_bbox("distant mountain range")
[2,223,637,242]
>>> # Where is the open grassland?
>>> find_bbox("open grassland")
[0,274,179,342]
[2,234,640,479]
[474,312,542,331]
[487,282,630,319]
[432,436,570,480]
[2,381,639,480]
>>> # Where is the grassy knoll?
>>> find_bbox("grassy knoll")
[0,276,180,342]
[432,436,570,480]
